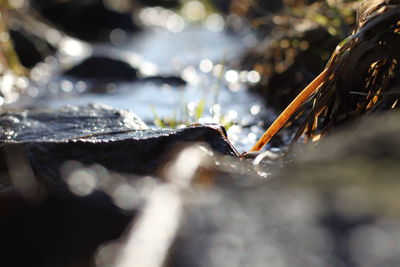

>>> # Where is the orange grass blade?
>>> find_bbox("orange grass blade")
[250,68,328,152]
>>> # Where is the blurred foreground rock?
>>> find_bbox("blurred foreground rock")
[164,111,400,267]
[0,103,237,266]
[1,107,400,267]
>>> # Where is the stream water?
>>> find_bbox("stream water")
[12,7,277,153]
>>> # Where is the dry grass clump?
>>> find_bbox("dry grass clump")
[241,0,356,111]
[293,0,400,143]
[251,0,400,151]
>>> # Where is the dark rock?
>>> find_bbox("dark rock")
[9,29,55,68]
[30,0,139,42]
[0,104,237,188]
[7,125,237,192]
[211,0,232,14]
[0,104,143,266]
[63,56,139,82]
[141,75,186,87]
[0,103,147,141]
[0,187,133,267]
[138,0,180,8]
[63,56,186,87]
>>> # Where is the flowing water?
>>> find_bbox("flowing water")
[9,8,278,153]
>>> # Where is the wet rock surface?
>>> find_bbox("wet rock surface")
[0,103,147,141]
[0,104,237,184]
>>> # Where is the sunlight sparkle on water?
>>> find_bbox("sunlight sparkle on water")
[45,29,62,45]
[16,77,29,89]
[225,70,239,83]
[59,38,92,57]
[27,87,39,98]
[199,59,213,73]
[139,7,159,25]
[61,80,74,92]
[139,7,186,33]
[75,81,87,93]
[211,104,221,114]
[182,1,206,21]
[250,105,261,115]
[187,101,197,114]
[247,70,261,84]
[1,73,16,96]
[205,13,225,32]
[213,64,224,77]
[182,66,200,85]
[228,83,241,92]
[166,14,185,33]
[227,110,238,120]
[139,62,159,76]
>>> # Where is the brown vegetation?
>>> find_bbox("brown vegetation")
[251,0,400,150]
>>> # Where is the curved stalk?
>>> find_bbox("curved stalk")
[250,68,328,152]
